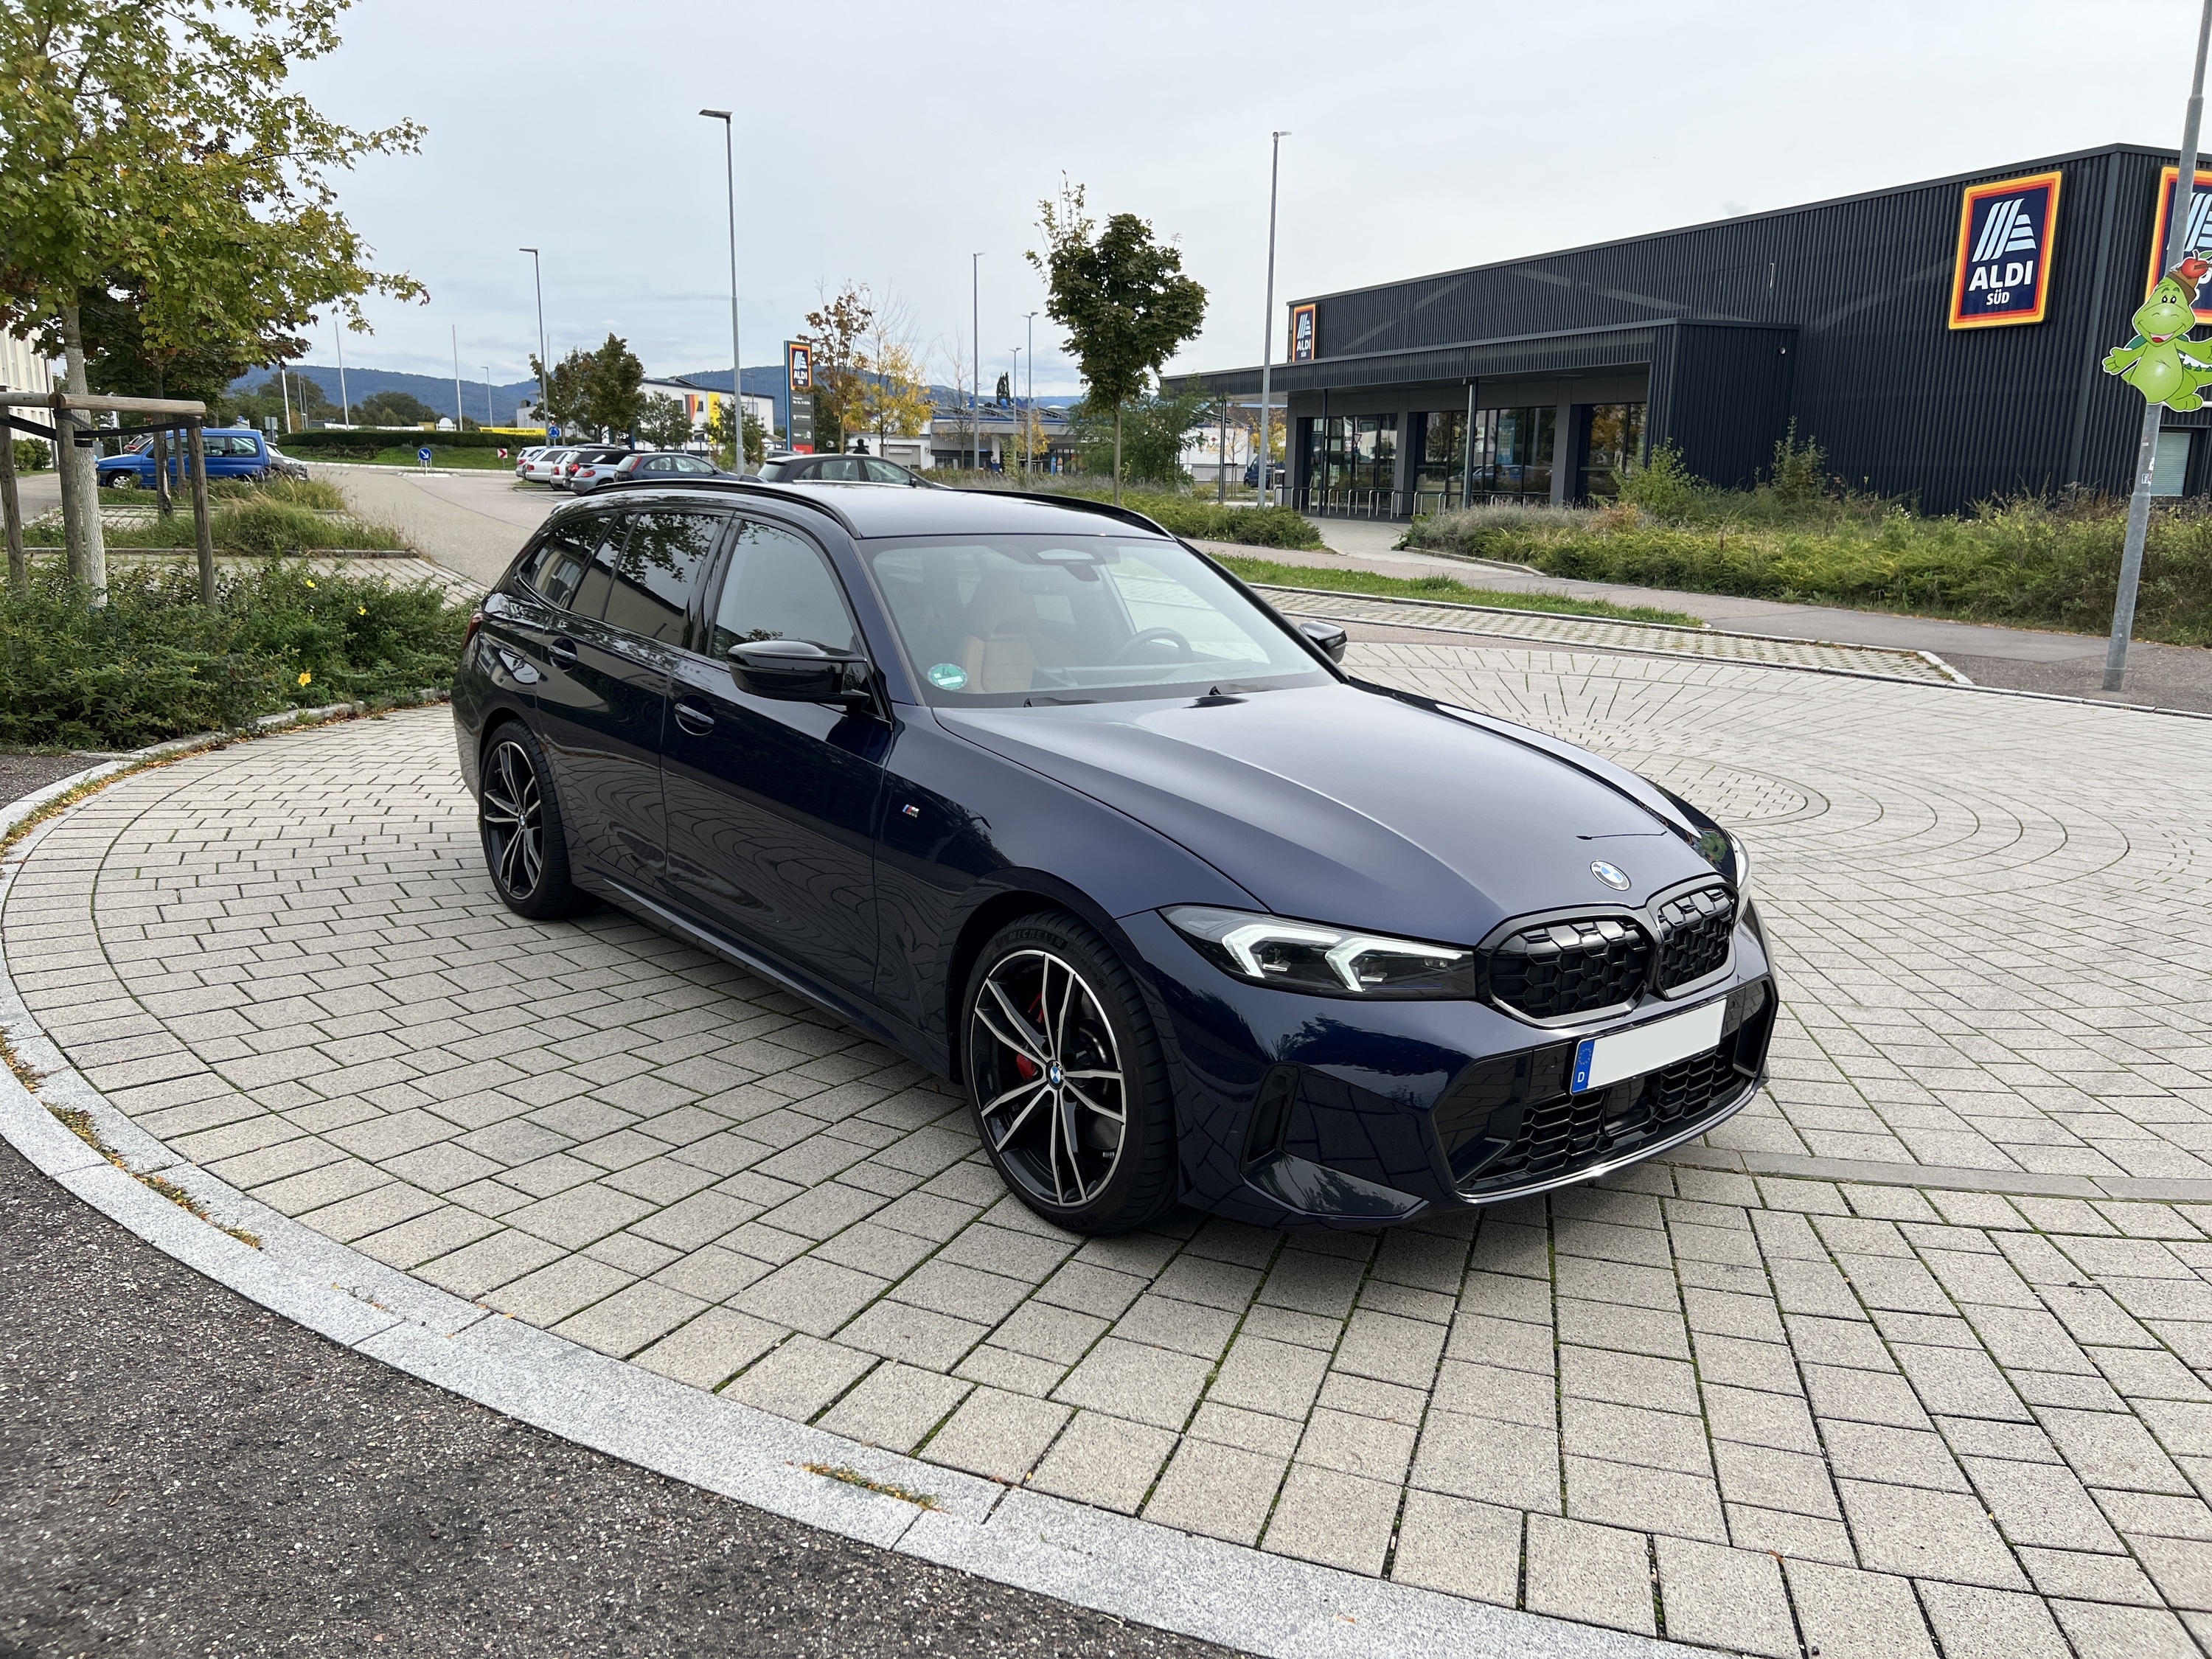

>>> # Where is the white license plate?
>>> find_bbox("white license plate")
[1573,999,1727,1093]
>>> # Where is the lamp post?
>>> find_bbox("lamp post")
[1023,310,1037,476]
[520,248,549,429]
[483,366,493,427]
[1010,347,1022,475]
[1257,130,1289,508]
[333,317,351,425]
[451,324,465,432]
[971,252,984,473]
[700,109,743,462]
[2107,0,2212,692]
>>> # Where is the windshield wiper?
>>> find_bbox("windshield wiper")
[1207,680,1287,697]
[1023,695,1096,706]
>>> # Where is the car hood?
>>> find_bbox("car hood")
[937,682,1722,945]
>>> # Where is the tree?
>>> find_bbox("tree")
[530,334,643,441]
[858,340,933,449]
[0,0,425,594]
[636,392,693,450]
[1027,180,1206,502]
[799,282,874,453]
[1068,385,1210,486]
[707,398,765,470]
[355,389,436,427]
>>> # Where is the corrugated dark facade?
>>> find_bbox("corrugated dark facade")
[1172,144,2208,514]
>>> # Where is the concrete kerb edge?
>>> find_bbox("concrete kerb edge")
[0,734,1700,1659]
[1259,580,2212,720]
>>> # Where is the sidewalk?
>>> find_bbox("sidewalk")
[1238,518,2212,714]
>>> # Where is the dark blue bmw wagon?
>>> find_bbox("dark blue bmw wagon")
[453,481,1776,1235]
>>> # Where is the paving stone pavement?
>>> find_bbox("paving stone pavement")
[1257,585,1965,684]
[9,642,2212,1656]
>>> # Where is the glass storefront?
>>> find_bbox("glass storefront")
[1413,410,1464,510]
[1305,414,1398,498]
[1580,403,1646,498]
[1470,406,1554,498]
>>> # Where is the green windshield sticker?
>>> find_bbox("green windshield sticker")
[928,662,969,690]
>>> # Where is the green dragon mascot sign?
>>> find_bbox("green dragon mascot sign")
[2104,255,2212,407]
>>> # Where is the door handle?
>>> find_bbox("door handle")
[548,638,579,667]
[672,699,715,735]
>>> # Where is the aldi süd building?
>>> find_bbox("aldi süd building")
[1176,144,2212,517]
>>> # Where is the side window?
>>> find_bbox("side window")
[709,521,862,657]
[863,459,909,484]
[601,509,725,644]
[816,456,864,481]
[519,521,593,611]
[566,515,623,619]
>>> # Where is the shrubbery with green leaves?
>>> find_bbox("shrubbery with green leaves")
[0,561,467,750]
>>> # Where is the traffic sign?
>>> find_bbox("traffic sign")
[417,446,432,467]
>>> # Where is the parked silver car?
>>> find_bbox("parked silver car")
[518,447,575,486]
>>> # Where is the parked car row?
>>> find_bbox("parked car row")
[97,428,307,487]
[514,445,731,495]
[512,445,933,495]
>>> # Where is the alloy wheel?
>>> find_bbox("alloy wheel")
[970,949,1127,1208]
[480,738,545,899]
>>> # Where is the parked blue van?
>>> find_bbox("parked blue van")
[97,428,305,487]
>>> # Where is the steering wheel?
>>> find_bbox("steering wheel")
[1111,626,1195,664]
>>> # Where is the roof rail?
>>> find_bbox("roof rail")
[967,490,1172,538]
[595,476,859,535]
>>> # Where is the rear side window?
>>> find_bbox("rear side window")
[600,509,726,644]
[709,520,860,656]
[519,520,593,611]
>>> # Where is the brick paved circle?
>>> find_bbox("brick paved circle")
[10,640,2212,1655]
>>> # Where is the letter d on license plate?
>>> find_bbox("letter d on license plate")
[1573,999,1728,1093]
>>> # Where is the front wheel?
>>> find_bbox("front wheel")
[479,723,591,919]
[962,912,1178,1235]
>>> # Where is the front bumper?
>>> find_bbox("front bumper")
[1119,908,1776,1227]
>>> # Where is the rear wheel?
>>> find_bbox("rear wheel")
[962,912,1178,1235]
[479,723,591,919]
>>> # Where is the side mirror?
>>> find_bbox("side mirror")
[1297,617,1349,664]
[728,639,874,705]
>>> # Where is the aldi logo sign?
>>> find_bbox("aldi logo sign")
[1289,302,1316,363]
[2146,166,2212,323]
[1949,171,2062,329]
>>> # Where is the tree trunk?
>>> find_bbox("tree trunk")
[1113,402,1124,506]
[58,302,107,601]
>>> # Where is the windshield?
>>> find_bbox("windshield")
[861,533,1329,706]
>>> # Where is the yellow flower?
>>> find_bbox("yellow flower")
[303,579,316,589]
[298,671,313,686]
[357,605,367,616]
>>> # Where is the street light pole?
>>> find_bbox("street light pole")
[2107,0,2212,692]
[973,253,982,473]
[520,248,549,430]
[483,366,493,427]
[700,110,743,464]
[333,317,350,425]
[1010,347,1022,474]
[1023,310,1037,475]
[451,324,465,431]
[1257,131,1289,509]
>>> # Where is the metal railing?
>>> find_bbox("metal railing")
[1295,481,1567,520]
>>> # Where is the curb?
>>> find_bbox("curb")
[0,720,1696,1659]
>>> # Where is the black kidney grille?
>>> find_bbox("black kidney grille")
[1487,916,1652,1020]
[1655,886,1734,990]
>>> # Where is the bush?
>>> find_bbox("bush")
[1405,490,2212,646]
[944,475,1325,549]
[29,496,406,554]
[276,426,538,457]
[208,476,348,511]
[0,561,468,750]
[1615,441,1705,523]
[12,437,52,473]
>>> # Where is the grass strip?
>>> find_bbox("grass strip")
[1214,554,1705,626]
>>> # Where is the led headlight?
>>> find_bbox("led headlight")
[1164,905,1478,998]
[1729,832,1752,893]
[1688,826,1751,893]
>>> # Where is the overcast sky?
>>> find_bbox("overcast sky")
[300,0,2200,395]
